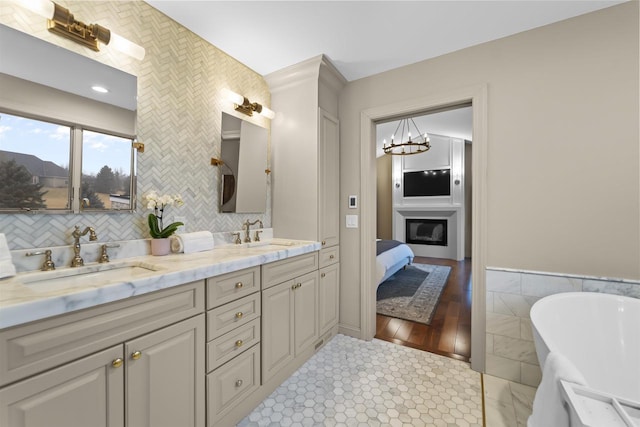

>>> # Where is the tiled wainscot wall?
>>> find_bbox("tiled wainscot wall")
[485,268,640,387]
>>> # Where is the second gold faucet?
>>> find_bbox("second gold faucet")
[71,225,97,267]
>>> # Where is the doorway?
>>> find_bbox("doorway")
[358,85,487,372]
[373,106,473,362]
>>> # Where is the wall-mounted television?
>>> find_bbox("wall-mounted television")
[403,169,451,197]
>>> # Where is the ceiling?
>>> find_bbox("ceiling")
[146,0,625,82]
[145,0,625,156]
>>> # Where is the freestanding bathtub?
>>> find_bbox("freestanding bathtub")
[530,291,640,403]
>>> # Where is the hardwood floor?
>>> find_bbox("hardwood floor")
[375,256,472,362]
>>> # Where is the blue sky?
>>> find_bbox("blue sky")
[0,113,131,175]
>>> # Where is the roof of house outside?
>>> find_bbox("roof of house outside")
[0,150,68,178]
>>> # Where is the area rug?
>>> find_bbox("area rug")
[376,263,451,325]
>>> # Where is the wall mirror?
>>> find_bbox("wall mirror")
[220,112,268,213]
[0,24,138,213]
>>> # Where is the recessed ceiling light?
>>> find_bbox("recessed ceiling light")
[91,85,109,93]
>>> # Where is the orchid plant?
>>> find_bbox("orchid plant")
[143,191,184,239]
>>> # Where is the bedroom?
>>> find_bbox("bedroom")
[374,106,473,362]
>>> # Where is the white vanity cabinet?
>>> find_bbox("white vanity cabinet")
[319,246,340,336]
[0,281,205,427]
[266,55,344,251]
[261,252,320,383]
[205,266,262,427]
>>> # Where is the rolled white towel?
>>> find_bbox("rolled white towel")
[528,352,587,427]
[0,234,16,279]
[0,260,16,279]
[170,231,214,254]
[0,233,11,261]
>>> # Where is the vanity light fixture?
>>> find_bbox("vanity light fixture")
[9,0,146,60]
[223,89,276,120]
[383,117,431,156]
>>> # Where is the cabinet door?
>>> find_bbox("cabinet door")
[318,108,340,248]
[293,271,319,354]
[319,263,340,335]
[0,345,124,427]
[261,280,294,383]
[126,315,204,427]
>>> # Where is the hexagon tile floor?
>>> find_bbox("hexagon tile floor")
[238,334,483,426]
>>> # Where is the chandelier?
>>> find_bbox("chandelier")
[382,118,430,156]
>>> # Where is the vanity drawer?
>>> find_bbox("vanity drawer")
[206,318,260,373]
[319,246,339,268]
[0,281,204,387]
[206,266,260,309]
[206,292,260,341]
[207,344,260,424]
[262,252,319,289]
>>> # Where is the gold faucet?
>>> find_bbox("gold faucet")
[243,219,263,243]
[25,249,55,271]
[71,225,97,267]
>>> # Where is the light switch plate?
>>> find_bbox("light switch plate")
[346,215,358,228]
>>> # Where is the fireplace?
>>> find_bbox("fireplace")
[406,219,447,246]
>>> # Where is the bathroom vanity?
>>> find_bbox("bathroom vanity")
[0,240,337,427]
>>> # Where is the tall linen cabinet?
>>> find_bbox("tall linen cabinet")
[265,54,345,343]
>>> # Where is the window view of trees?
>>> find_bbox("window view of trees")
[0,112,134,212]
[0,159,47,210]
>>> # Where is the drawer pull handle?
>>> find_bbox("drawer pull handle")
[235,312,244,319]
[235,340,244,347]
[235,379,243,387]
[235,282,244,289]
[131,351,142,360]
[112,358,123,368]
[329,255,335,259]
[321,273,326,278]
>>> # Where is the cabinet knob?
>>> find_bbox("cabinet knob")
[112,358,123,368]
[322,240,326,246]
[131,351,142,360]
[235,340,244,347]
[321,273,326,278]
[235,282,244,289]
[235,379,243,387]
[235,311,243,319]
[329,255,335,259]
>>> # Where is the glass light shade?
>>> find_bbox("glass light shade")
[224,89,246,106]
[109,32,145,60]
[260,106,276,119]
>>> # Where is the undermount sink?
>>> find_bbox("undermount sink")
[236,239,302,249]
[19,260,165,293]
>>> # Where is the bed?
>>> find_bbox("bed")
[376,239,415,286]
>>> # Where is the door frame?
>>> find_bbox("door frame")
[359,84,488,372]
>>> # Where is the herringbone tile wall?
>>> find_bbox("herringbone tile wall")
[1,1,271,250]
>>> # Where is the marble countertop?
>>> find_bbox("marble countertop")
[0,239,320,330]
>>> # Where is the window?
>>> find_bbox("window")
[0,111,136,213]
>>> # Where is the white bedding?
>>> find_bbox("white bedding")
[376,242,415,285]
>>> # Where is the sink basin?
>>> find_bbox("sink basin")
[19,261,165,293]
[243,239,301,248]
